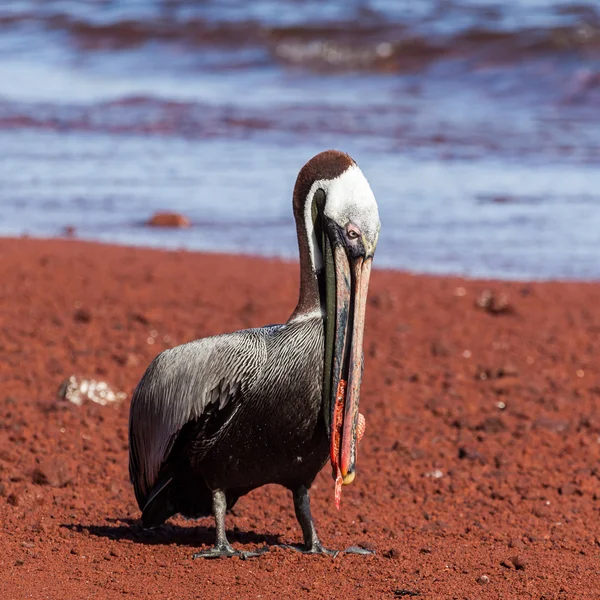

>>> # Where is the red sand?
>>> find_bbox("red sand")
[1,238,600,599]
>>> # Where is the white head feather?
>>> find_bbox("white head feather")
[303,164,380,272]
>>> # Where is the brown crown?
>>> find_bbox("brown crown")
[292,150,355,220]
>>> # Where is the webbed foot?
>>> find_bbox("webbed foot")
[192,543,267,560]
[276,542,339,557]
[274,543,374,557]
[342,545,375,556]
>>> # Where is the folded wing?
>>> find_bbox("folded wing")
[128,329,270,513]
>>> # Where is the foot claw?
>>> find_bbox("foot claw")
[193,544,238,559]
[239,546,269,560]
[343,546,375,555]
[192,543,268,559]
[275,543,339,557]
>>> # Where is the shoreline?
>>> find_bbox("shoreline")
[2,235,599,285]
[1,236,599,598]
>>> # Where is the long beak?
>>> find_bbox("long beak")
[323,227,373,508]
[340,255,371,480]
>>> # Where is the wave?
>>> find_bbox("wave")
[1,7,599,73]
[1,95,599,166]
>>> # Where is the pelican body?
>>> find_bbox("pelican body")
[129,150,380,557]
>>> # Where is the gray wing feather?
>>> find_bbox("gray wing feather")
[128,328,271,508]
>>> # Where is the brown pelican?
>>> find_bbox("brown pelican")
[128,150,380,558]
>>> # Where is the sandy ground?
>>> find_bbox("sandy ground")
[1,237,599,599]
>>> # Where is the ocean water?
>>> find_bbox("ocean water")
[0,0,599,279]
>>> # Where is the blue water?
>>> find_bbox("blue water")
[0,1,599,280]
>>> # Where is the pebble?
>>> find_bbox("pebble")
[393,589,421,598]
[147,212,190,228]
[510,555,527,570]
[501,555,527,570]
[476,289,513,315]
[73,307,92,323]
[425,469,443,478]
[458,446,487,464]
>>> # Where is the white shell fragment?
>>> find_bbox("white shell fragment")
[58,375,127,406]
[425,469,444,479]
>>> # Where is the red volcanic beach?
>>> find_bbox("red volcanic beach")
[1,237,600,598]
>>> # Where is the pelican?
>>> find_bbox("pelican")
[129,150,380,558]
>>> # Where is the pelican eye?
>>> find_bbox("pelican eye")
[346,224,361,240]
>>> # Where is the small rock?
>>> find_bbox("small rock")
[357,540,376,552]
[128,311,150,325]
[31,521,47,533]
[476,289,513,315]
[383,547,401,559]
[73,307,92,323]
[393,590,420,598]
[458,446,487,464]
[474,366,493,381]
[497,364,519,378]
[494,453,508,468]
[369,295,382,309]
[421,520,449,533]
[558,483,582,496]
[475,365,519,381]
[147,212,190,228]
[501,555,527,571]
[391,441,411,456]
[476,575,490,584]
[425,469,443,479]
[32,457,72,488]
[476,417,507,434]
[113,353,139,368]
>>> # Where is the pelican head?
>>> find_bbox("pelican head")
[292,150,380,506]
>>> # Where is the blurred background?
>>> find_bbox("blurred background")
[0,0,599,279]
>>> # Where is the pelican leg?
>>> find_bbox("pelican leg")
[192,489,266,559]
[278,486,374,557]
[292,485,338,556]
[272,486,338,556]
